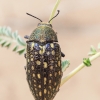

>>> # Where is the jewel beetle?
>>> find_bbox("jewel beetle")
[24,10,65,100]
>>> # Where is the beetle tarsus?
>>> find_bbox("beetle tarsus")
[24,66,26,70]
[24,54,26,58]
[24,35,29,39]
[61,52,65,57]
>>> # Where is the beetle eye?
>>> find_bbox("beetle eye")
[37,23,41,26]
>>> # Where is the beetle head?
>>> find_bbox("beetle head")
[26,10,60,43]
[37,22,52,28]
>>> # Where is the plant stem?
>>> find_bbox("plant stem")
[49,0,61,24]
[61,52,100,86]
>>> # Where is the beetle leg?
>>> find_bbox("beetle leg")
[24,35,29,39]
[24,66,26,70]
[24,54,26,58]
[61,52,65,57]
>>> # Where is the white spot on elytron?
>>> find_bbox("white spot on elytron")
[44,89,47,94]
[43,62,47,68]
[37,74,41,79]
[28,59,29,62]
[28,70,30,73]
[50,66,53,70]
[55,72,57,77]
[31,66,34,70]
[58,61,60,66]
[59,71,61,75]
[35,52,38,54]
[31,55,33,57]
[49,80,51,83]
[36,60,41,65]
[56,57,58,60]
[44,77,47,81]
[54,82,56,86]
[34,80,36,83]
[39,45,42,49]
[31,58,33,61]
[38,85,41,88]
[44,77,47,85]
[52,50,55,55]
[47,52,50,55]
[49,86,51,89]
[39,91,42,96]
[49,74,52,76]
[50,43,54,48]
[35,88,37,91]
[50,60,54,63]
[32,43,34,47]
[31,43,34,50]
[44,98,46,100]
[33,74,35,77]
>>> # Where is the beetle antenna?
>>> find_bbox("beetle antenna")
[26,13,43,22]
[48,10,60,23]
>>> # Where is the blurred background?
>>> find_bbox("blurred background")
[0,0,100,100]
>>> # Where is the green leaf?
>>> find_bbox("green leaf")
[62,60,70,72]
[0,26,26,55]
[1,41,7,47]
[4,42,11,48]
[17,35,26,46]
[2,27,9,36]
[2,27,6,35]
[0,27,3,34]
[83,58,91,67]
[12,31,18,39]
[0,40,5,44]
[88,45,97,56]
[0,40,7,47]
[6,27,12,38]
[17,48,25,55]
[13,45,18,51]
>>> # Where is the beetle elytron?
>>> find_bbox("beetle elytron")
[24,10,65,100]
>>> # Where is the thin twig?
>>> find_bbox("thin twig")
[49,0,61,24]
[61,52,100,86]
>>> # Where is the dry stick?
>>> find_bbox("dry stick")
[49,0,61,24]
[61,52,100,86]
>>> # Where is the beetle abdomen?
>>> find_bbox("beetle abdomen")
[26,42,62,100]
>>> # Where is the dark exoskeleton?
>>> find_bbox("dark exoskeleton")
[24,10,65,100]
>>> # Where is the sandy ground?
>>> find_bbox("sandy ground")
[0,0,100,100]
